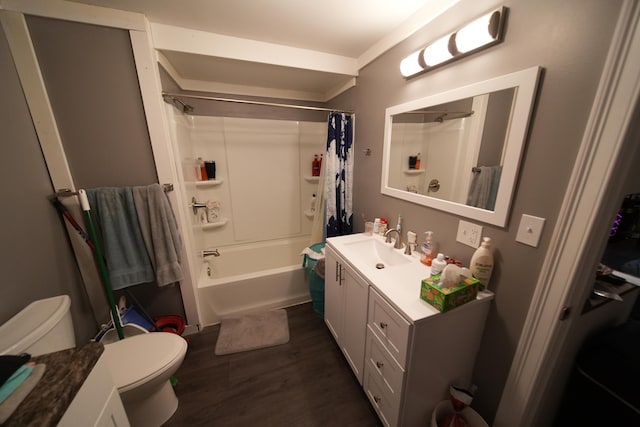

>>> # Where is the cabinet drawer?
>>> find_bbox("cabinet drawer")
[368,288,411,368]
[364,362,400,427]
[365,326,405,397]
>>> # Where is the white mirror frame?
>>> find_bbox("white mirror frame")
[381,66,541,227]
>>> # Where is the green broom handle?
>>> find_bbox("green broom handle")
[78,190,124,340]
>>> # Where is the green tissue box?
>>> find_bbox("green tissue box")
[420,275,479,312]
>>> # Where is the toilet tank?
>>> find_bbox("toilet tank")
[0,295,76,356]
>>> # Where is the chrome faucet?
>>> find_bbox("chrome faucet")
[203,249,220,257]
[384,229,403,249]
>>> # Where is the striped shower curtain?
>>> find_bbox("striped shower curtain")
[325,112,354,237]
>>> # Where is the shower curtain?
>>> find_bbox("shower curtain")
[324,112,354,238]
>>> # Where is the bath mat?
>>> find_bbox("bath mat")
[214,309,289,355]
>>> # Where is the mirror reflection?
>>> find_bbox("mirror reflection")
[381,66,541,227]
[388,87,515,211]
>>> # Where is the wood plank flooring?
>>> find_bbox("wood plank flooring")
[164,303,383,427]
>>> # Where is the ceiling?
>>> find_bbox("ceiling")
[69,0,460,101]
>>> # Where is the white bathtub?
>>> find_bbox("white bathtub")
[196,236,313,326]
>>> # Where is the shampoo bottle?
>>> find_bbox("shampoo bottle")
[470,237,494,291]
[420,231,435,266]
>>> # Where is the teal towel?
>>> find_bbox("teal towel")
[87,187,154,289]
[0,365,32,404]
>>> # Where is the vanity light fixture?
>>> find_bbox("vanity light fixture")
[400,6,506,78]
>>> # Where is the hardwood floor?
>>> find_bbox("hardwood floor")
[164,303,383,427]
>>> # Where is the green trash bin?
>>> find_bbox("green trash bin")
[303,242,325,318]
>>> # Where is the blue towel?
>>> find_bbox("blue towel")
[87,187,154,289]
[0,365,32,404]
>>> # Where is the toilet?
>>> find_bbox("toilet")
[102,331,187,427]
[0,295,188,427]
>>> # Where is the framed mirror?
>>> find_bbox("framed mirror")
[381,66,541,227]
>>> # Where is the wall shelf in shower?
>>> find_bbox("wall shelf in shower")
[197,218,228,230]
[304,175,320,183]
[190,179,224,187]
[304,210,316,219]
[403,170,425,175]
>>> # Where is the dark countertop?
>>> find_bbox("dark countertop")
[4,341,104,427]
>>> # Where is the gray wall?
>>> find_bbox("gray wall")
[0,23,96,344]
[25,16,186,320]
[328,0,624,422]
[2,0,635,422]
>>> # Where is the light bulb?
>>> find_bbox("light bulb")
[455,10,500,53]
[423,35,453,67]
[400,49,424,77]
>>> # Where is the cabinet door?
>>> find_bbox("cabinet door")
[324,249,343,342]
[340,265,369,384]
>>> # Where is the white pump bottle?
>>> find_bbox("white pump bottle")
[470,237,494,291]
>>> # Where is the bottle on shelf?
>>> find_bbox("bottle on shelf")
[415,153,421,170]
[470,237,494,291]
[309,193,316,212]
[312,154,320,176]
[196,157,207,181]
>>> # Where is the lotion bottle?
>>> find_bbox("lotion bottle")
[431,253,447,277]
[470,237,494,291]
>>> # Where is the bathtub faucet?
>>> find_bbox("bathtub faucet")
[203,249,220,258]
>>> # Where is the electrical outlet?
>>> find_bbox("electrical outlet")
[456,220,483,248]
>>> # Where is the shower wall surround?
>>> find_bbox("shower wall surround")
[171,111,326,265]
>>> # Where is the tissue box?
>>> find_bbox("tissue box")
[420,275,479,312]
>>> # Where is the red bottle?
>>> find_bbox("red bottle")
[312,155,320,176]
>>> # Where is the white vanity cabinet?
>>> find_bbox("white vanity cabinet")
[324,245,369,384]
[325,234,493,427]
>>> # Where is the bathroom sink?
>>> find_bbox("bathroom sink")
[344,238,411,269]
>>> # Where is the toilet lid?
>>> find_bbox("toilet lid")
[103,332,187,391]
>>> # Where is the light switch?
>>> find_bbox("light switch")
[516,214,546,247]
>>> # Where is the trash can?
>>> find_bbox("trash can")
[303,242,325,318]
[431,400,488,427]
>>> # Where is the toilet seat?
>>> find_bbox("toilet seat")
[103,332,187,393]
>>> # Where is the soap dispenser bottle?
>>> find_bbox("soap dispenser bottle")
[470,237,494,291]
[421,231,435,266]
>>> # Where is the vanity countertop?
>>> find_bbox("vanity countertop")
[327,233,494,323]
[4,341,104,427]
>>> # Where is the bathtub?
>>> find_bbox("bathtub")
[196,236,314,326]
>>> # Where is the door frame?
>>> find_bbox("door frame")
[494,1,640,425]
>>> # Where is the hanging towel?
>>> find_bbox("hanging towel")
[132,184,183,286]
[87,187,154,290]
[466,166,502,210]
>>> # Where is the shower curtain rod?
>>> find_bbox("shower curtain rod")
[162,92,354,114]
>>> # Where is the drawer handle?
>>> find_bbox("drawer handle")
[376,361,384,369]
[379,322,388,329]
[373,395,382,403]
